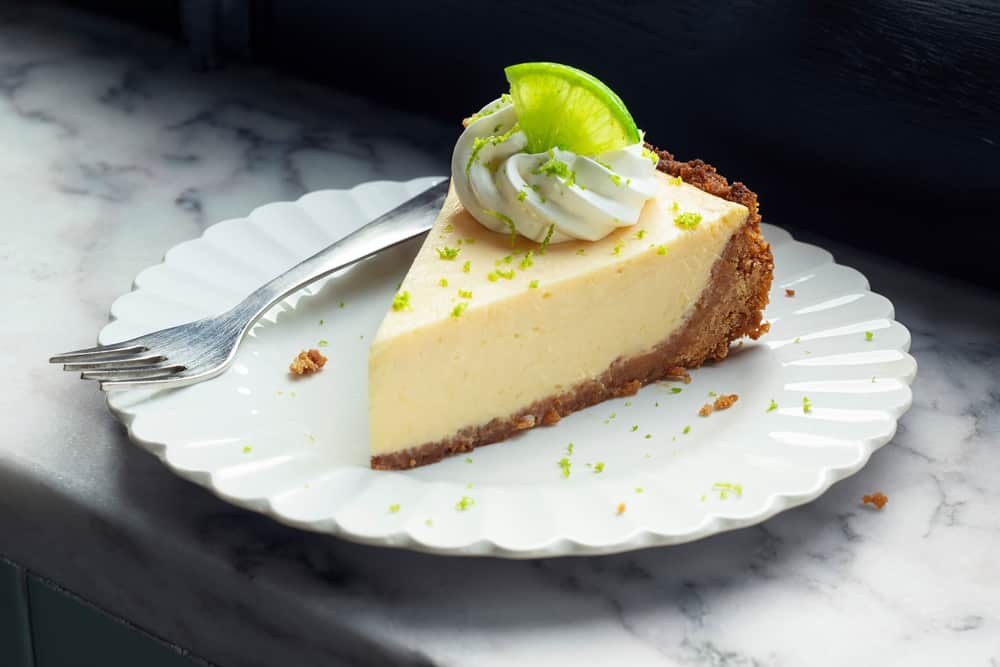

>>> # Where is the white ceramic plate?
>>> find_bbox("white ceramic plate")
[103,177,916,558]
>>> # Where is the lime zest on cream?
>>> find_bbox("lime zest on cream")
[483,208,518,246]
[466,123,521,174]
[437,246,460,260]
[538,224,555,254]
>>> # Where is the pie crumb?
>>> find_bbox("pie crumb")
[616,502,626,515]
[785,288,796,297]
[862,492,888,509]
[666,366,692,384]
[542,408,561,426]
[698,404,713,417]
[613,379,642,397]
[289,349,327,375]
[515,415,536,430]
[713,394,739,410]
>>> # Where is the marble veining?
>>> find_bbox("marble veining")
[0,3,998,666]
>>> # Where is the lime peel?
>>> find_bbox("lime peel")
[504,62,640,155]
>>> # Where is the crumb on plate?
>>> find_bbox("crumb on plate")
[289,348,327,375]
[785,288,796,297]
[616,502,626,515]
[713,393,739,410]
[698,404,713,417]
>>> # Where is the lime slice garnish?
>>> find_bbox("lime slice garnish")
[504,62,640,155]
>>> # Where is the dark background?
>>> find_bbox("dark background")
[63,0,1000,290]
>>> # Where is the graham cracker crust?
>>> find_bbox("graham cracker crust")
[371,151,774,470]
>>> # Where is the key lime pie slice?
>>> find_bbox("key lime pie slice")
[369,63,772,469]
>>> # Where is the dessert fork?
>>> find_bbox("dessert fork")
[50,179,448,391]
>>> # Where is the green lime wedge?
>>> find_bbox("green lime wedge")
[504,62,640,155]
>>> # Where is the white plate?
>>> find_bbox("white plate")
[103,178,916,558]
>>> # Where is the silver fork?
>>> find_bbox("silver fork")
[50,179,448,391]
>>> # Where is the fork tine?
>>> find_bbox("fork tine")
[62,354,167,372]
[49,343,148,364]
[81,365,186,382]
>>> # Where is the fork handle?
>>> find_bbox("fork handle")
[233,179,448,330]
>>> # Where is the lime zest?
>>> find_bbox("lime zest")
[464,93,513,126]
[538,224,556,254]
[482,208,518,246]
[466,123,521,174]
[674,212,702,229]
[557,457,571,478]
[534,155,575,183]
[391,291,411,311]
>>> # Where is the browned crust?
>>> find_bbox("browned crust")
[371,152,774,470]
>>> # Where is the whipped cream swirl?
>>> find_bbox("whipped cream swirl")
[451,97,659,244]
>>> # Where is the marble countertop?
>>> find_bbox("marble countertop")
[2,6,998,666]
